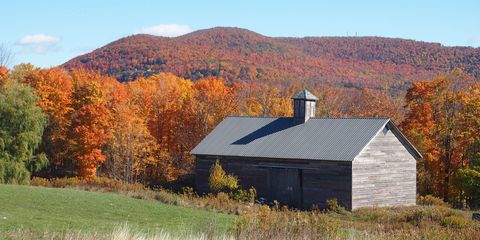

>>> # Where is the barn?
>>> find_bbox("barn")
[191,89,422,210]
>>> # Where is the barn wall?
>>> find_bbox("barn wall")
[352,127,416,209]
[195,155,352,209]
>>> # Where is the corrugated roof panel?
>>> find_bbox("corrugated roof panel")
[191,117,390,161]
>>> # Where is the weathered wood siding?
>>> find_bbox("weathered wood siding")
[195,155,352,209]
[352,127,416,209]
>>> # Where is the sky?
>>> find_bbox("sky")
[1,0,479,67]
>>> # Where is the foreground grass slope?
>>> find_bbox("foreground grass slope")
[1,181,479,239]
[0,184,232,235]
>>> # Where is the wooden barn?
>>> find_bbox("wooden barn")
[191,90,422,210]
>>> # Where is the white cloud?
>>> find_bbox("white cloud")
[136,24,193,37]
[16,34,60,45]
[19,45,60,54]
[15,34,61,55]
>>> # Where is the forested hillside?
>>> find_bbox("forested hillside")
[63,27,480,92]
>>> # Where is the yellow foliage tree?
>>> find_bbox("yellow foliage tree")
[208,160,238,192]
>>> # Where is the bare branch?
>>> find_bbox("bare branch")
[0,44,14,68]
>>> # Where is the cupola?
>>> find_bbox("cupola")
[292,89,318,123]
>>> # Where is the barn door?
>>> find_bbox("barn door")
[268,168,302,208]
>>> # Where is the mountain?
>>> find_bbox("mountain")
[63,27,480,91]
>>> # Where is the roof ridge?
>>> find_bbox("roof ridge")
[226,116,390,120]
[311,117,390,120]
[226,115,280,119]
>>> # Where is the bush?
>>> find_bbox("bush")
[30,177,52,187]
[208,160,238,192]
[229,187,256,203]
[30,177,145,192]
[326,198,347,214]
[418,194,449,207]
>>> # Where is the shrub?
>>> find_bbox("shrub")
[208,160,238,192]
[418,194,449,207]
[229,187,256,203]
[326,198,347,214]
[30,177,145,192]
[223,174,239,191]
[30,177,52,187]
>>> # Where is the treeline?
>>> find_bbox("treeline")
[0,64,479,208]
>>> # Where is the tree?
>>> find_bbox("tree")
[401,81,440,195]
[0,67,8,87]
[401,69,477,203]
[102,84,158,184]
[23,68,74,175]
[194,77,237,136]
[10,63,38,83]
[0,80,48,184]
[128,73,197,182]
[455,167,480,209]
[346,88,404,121]
[236,82,292,117]
[69,70,112,178]
[0,44,13,68]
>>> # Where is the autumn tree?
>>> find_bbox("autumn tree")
[10,63,37,83]
[236,82,292,117]
[128,73,196,182]
[0,66,8,87]
[23,68,74,175]
[194,77,237,136]
[102,83,158,183]
[454,83,480,208]
[69,70,112,178]
[401,69,477,203]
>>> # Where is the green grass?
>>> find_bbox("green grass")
[0,184,232,235]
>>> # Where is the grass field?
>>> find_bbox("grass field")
[0,184,232,237]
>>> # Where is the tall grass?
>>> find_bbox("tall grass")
[1,225,233,240]
[230,205,480,240]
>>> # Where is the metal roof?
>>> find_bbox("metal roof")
[190,117,417,161]
[292,89,319,100]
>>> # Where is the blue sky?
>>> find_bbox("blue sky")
[2,0,479,67]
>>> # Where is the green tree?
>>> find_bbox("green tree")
[455,167,480,209]
[0,81,48,184]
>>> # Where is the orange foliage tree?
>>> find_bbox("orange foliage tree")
[401,69,478,202]
[235,82,292,117]
[128,73,197,182]
[23,68,74,174]
[101,80,158,183]
[69,70,112,178]
[0,66,8,86]
[194,77,237,136]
